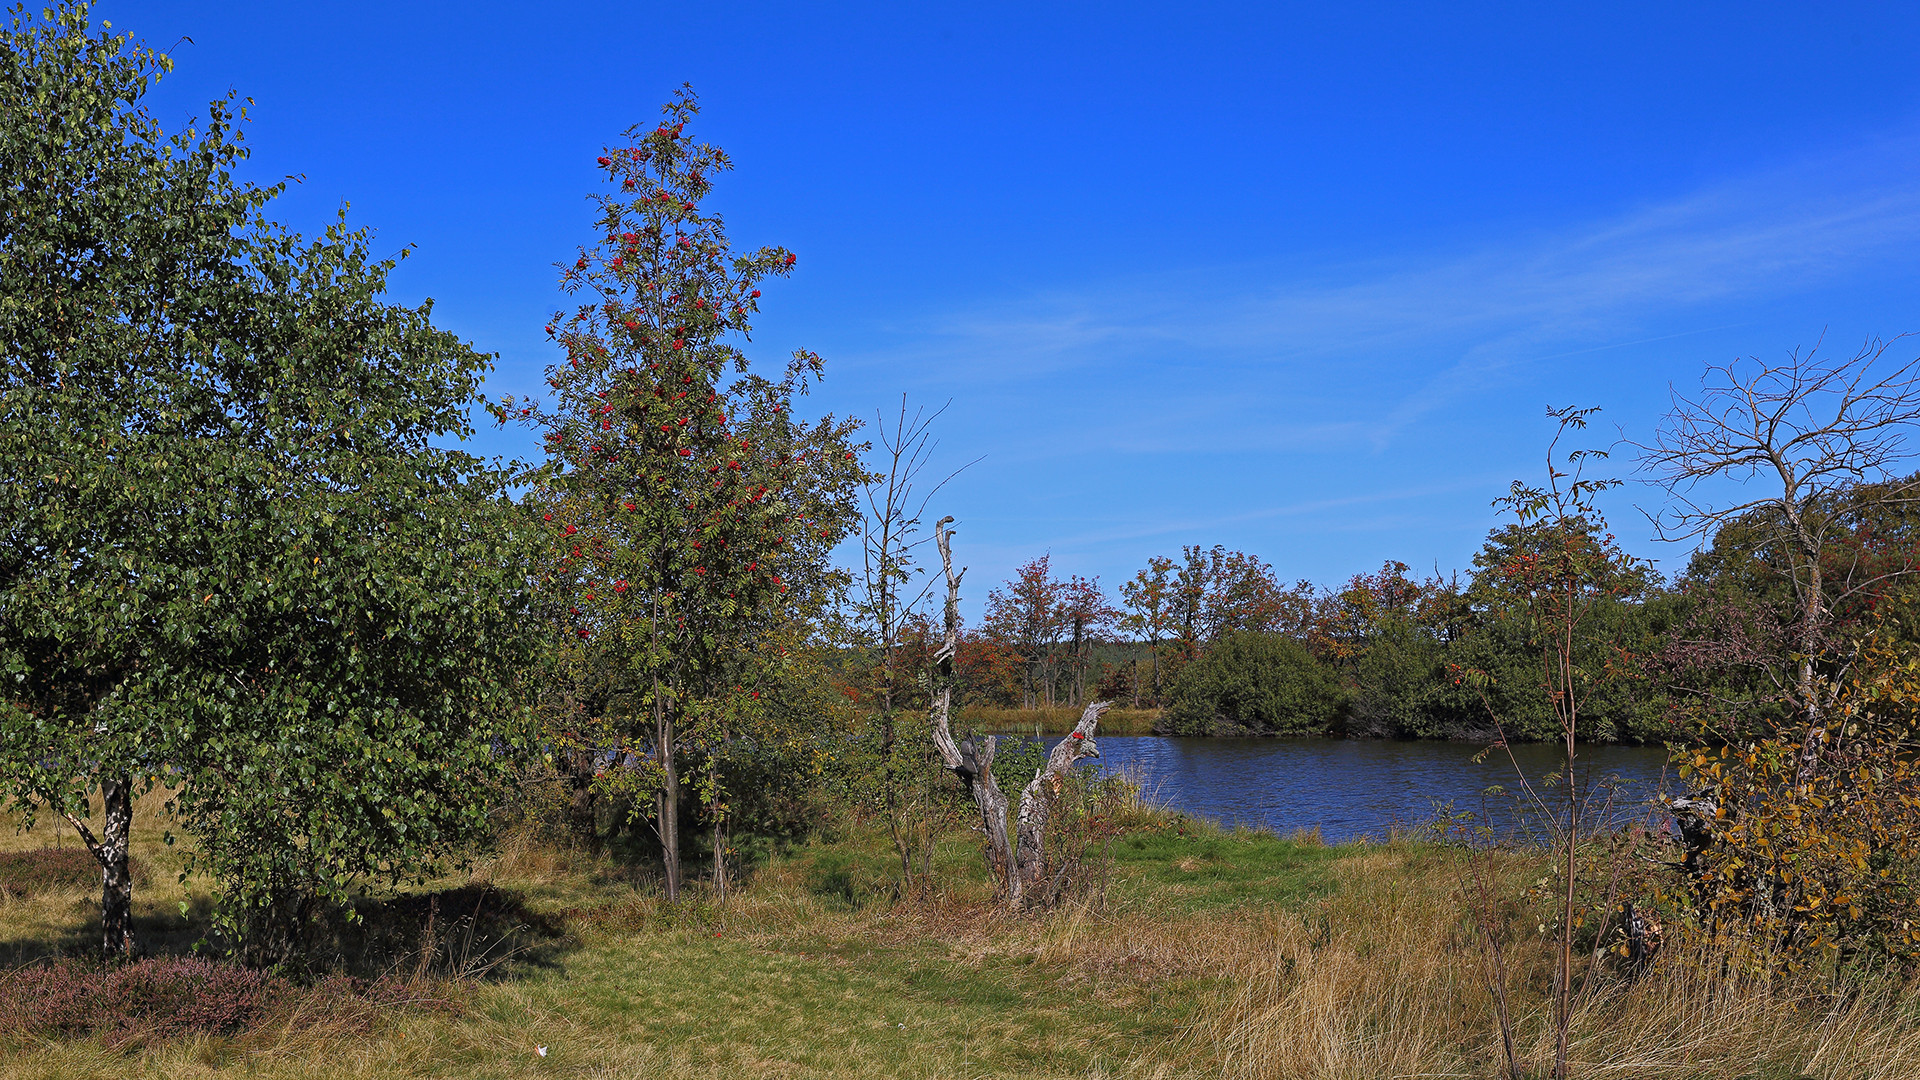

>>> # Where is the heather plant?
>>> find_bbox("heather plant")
[0,848,139,901]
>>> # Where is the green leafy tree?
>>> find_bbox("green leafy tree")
[1,4,539,960]
[1160,631,1344,736]
[1461,520,1674,742]
[982,556,1065,709]
[517,90,862,901]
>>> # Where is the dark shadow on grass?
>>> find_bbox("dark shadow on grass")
[321,884,571,980]
[0,882,570,983]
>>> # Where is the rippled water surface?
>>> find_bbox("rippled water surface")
[1037,736,1675,843]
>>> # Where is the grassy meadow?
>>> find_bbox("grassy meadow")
[3,789,1919,1079]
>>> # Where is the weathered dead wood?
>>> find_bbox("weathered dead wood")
[928,519,1110,908]
[928,519,1014,892]
[1013,701,1107,907]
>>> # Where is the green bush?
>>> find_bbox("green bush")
[1160,632,1344,736]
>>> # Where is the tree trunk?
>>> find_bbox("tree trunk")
[1150,636,1161,704]
[568,746,598,850]
[1012,702,1107,908]
[1071,619,1084,707]
[928,520,1016,892]
[712,810,727,900]
[1797,548,1827,783]
[100,775,135,959]
[655,682,681,902]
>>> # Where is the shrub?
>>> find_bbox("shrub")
[1160,632,1344,736]
[1677,639,1920,973]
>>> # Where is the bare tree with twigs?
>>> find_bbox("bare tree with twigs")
[1638,335,1920,779]
[855,396,974,717]
[853,396,975,885]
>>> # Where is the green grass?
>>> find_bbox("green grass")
[1105,827,1346,912]
[0,792,1333,1079]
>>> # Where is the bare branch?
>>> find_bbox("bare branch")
[1636,333,1920,775]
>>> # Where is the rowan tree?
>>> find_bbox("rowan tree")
[1120,556,1176,705]
[516,90,862,900]
[1057,574,1113,708]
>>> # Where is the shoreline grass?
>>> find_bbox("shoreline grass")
[959,706,1162,736]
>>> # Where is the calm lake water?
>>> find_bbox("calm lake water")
[1040,736,1677,843]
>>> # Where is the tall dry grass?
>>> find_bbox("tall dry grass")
[1123,846,1920,1080]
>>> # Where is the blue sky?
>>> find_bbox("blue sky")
[98,1,1920,617]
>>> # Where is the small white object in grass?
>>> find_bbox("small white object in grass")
[536,1046,548,1057]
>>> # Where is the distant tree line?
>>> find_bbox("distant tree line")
[905,490,1920,744]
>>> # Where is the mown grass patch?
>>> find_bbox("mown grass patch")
[1105,823,1345,912]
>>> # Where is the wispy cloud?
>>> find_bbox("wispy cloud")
[1026,474,1512,551]
[839,129,1920,458]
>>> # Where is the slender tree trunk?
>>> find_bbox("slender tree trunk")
[1555,722,1576,1080]
[100,775,134,959]
[1797,550,1827,782]
[712,804,727,900]
[568,746,598,851]
[1071,620,1084,707]
[1150,636,1161,704]
[655,676,681,902]
[1552,583,1578,1080]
